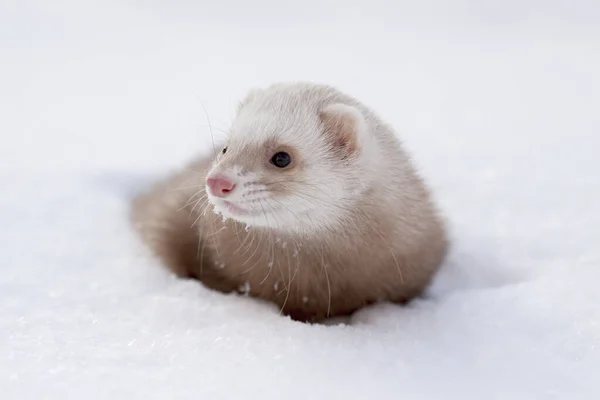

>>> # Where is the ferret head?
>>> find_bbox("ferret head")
[205,83,379,234]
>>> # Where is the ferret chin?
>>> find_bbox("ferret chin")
[131,81,449,323]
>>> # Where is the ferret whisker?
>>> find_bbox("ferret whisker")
[191,199,212,227]
[205,225,227,237]
[315,244,332,318]
[372,228,404,283]
[239,236,263,272]
[323,256,332,318]
[278,238,293,313]
[240,241,261,275]
[260,209,277,285]
[240,202,273,275]
[272,210,302,301]
[201,115,231,132]
[265,198,307,227]
[183,193,207,213]
[293,192,349,210]
[232,223,253,255]
[236,226,259,258]
[198,124,228,136]
[198,100,219,159]
[179,189,203,207]
[267,205,288,290]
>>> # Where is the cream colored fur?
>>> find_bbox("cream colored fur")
[131,82,448,322]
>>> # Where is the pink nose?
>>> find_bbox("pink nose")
[206,176,236,198]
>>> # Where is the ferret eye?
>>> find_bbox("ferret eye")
[270,152,292,168]
[221,146,228,154]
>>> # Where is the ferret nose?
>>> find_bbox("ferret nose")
[206,176,236,198]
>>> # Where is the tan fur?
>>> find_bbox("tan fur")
[131,83,449,323]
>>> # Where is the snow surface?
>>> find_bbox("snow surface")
[2,0,600,398]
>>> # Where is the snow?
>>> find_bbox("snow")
[1,0,600,398]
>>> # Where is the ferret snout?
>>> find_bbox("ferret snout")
[206,175,236,198]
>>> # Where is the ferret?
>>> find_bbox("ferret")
[131,82,448,322]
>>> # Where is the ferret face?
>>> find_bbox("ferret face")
[205,87,374,234]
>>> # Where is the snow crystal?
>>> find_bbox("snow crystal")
[238,281,251,295]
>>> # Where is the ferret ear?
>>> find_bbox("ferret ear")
[236,88,263,113]
[319,103,369,158]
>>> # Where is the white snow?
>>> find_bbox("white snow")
[1,0,600,398]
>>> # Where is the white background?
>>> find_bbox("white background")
[1,0,599,398]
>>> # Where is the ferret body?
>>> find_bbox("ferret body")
[132,82,448,322]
